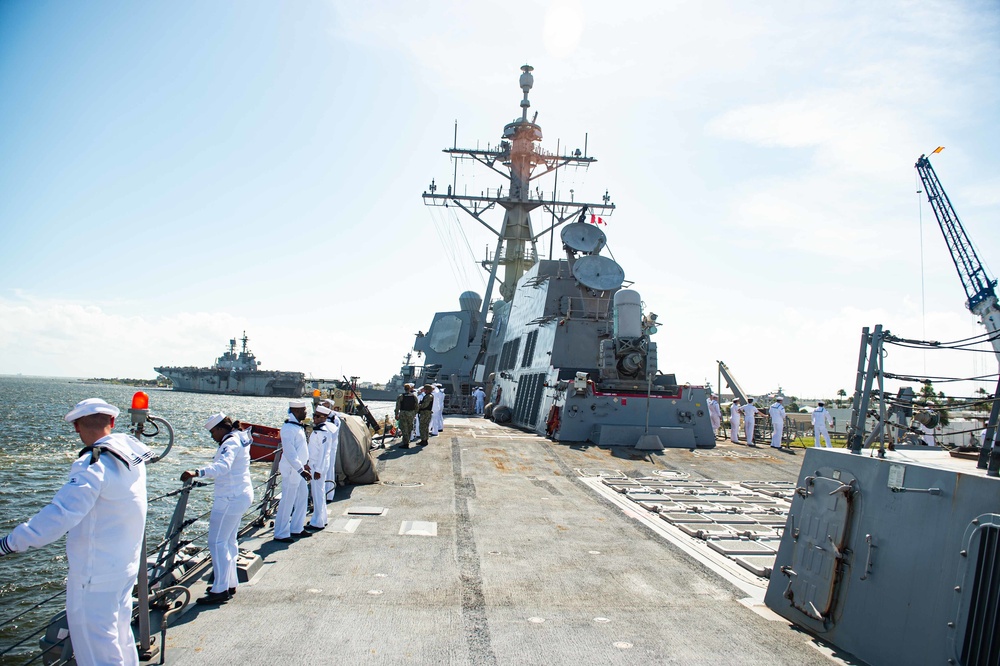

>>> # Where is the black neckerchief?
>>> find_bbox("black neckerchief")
[284,420,304,428]
[78,444,129,467]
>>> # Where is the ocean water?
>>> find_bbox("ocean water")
[0,376,394,661]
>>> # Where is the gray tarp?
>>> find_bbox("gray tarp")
[334,415,379,485]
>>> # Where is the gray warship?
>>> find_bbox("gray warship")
[154,332,305,397]
[403,65,715,449]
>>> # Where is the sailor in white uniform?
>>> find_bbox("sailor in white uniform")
[739,398,761,446]
[273,400,312,543]
[0,398,152,666]
[181,413,254,605]
[707,394,722,438]
[768,396,786,449]
[472,387,486,415]
[322,403,341,502]
[430,384,445,435]
[306,405,332,530]
[729,399,742,443]
[811,401,834,448]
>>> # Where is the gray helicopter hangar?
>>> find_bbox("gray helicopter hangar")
[413,65,715,449]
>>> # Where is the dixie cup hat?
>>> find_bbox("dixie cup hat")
[65,398,120,423]
[204,412,227,430]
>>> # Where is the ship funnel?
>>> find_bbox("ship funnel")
[613,290,643,338]
[459,291,482,313]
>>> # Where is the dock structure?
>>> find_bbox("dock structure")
[163,417,846,665]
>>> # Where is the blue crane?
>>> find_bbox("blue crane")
[915,154,1000,364]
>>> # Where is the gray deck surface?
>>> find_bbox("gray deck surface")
[163,417,860,665]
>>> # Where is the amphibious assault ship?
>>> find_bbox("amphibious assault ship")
[399,65,714,448]
[154,332,305,397]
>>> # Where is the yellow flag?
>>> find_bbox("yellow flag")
[931,146,945,154]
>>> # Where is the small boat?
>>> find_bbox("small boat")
[248,424,281,463]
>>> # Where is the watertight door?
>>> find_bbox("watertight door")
[783,475,852,622]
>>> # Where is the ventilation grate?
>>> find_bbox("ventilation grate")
[961,524,1000,666]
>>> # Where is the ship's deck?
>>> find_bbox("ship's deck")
[162,417,858,665]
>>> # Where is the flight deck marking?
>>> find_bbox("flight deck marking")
[451,437,498,665]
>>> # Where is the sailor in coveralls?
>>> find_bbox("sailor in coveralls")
[273,399,312,543]
[306,405,332,530]
[181,413,254,605]
[0,398,152,666]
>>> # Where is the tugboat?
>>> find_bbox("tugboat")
[154,332,306,397]
[404,65,715,448]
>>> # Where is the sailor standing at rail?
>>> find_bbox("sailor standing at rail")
[707,394,722,439]
[321,402,342,501]
[729,398,742,443]
[430,383,445,436]
[180,413,254,605]
[768,396,786,449]
[472,386,486,415]
[739,398,761,446]
[812,401,834,448]
[273,399,312,543]
[306,405,332,530]
[0,398,152,666]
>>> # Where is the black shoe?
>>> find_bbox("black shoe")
[304,525,324,531]
[400,443,410,449]
[291,531,312,538]
[418,440,429,446]
[273,536,294,543]
[196,590,230,606]
[228,587,236,598]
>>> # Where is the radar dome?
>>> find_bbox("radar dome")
[459,291,482,313]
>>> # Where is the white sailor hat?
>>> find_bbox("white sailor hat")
[204,412,227,430]
[776,396,784,401]
[288,399,309,409]
[314,405,332,415]
[434,383,443,388]
[65,398,120,423]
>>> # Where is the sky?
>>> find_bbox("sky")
[1,0,998,401]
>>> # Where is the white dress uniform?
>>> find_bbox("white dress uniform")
[473,387,486,414]
[307,422,330,528]
[197,428,254,594]
[730,403,741,443]
[740,402,760,444]
[812,406,834,448]
[1,430,152,666]
[324,414,341,501]
[708,398,722,436]
[275,412,310,539]
[768,401,786,448]
[430,386,445,434]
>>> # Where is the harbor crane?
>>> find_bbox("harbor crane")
[915,153,1000,366]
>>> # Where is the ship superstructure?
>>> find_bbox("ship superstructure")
[155,332,305,397]
[409,65,715,448]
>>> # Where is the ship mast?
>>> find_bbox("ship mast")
[422,65,615,330]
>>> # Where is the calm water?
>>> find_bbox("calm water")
[0,376,394,661]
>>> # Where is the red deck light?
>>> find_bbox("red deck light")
[131,391,150,410]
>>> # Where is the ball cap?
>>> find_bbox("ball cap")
[204,412,226,431]
[65,398,120,423]
[288,399,308,409]
[314,405,332,415]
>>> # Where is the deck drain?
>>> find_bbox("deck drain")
[367,589,384,596]
[381,481,425,487]
[594,617,611,623]
[613,642,633,649]
[488,551,502,555]
[528,617,546,624]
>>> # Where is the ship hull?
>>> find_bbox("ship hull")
[154,367,306,398]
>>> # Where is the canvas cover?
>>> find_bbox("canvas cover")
[335,414,379,485]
